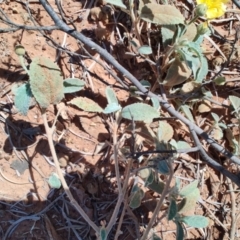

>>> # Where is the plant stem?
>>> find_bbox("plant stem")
[140,163,174,240]
[41,109,99,233]
[19,56,29,74]
[114,154,134,239]
[106,122,126,235]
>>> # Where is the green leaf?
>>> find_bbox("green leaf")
[168,199,178,220]
[138,45,152,55]
[177,141,191,149]
[172,178,181,196]
[129,188,144,209]
[48,173,61,189]
[131,183,141,193]
[14,83,33,115]
[181,215,209,228]
[178,188,200,214]
[180,105,194,122]
[69,97,103,112]
[202,87,213,97]
[144,168,155,186]
[148,180,165,194]
[214,76,226,85]
[218,122,227,129]
[179,42,208,83]
[122,103,159,122]
[151,96,160,110]
[103,103,121,114]
[140,80,151,88]
[169,139,178,150]
[195,55,208,83]
[157,159,170,175]
[211,112,220,123]
[29,57,64,109]
[63,78,85,94]
[105,86,119,105]
[181,49,201,80]
[176,221,184,240]
[105,0,126,9]
[161,25,175,48]
[180,180,198,197]
[162,24,197,48]
[100,226,107,240]
[229,95,240,112]
[140,3,184,25]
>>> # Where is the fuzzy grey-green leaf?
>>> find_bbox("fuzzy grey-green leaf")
[100,227,107,240]
[181,105,194,122]
[138,45,152,55]
[14,83,33,115]
[151,96,160,110]
[122,103,159,122]
[129,188,144,209]
[181,215,209,228]
[48,173,61,189]
[229,95,240,112]
[63,78,85,94]
[105,86,119,105]
[103,103,121,114]
[29,57,64,108]
[180,180,198,197]
[69,97,103,113]
[105,0,126,9]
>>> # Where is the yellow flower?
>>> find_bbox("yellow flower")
[196,0,229,19]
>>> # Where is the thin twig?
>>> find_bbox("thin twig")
[227,178,237,240]
[105,121,124,236]
[41,109,99,233]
